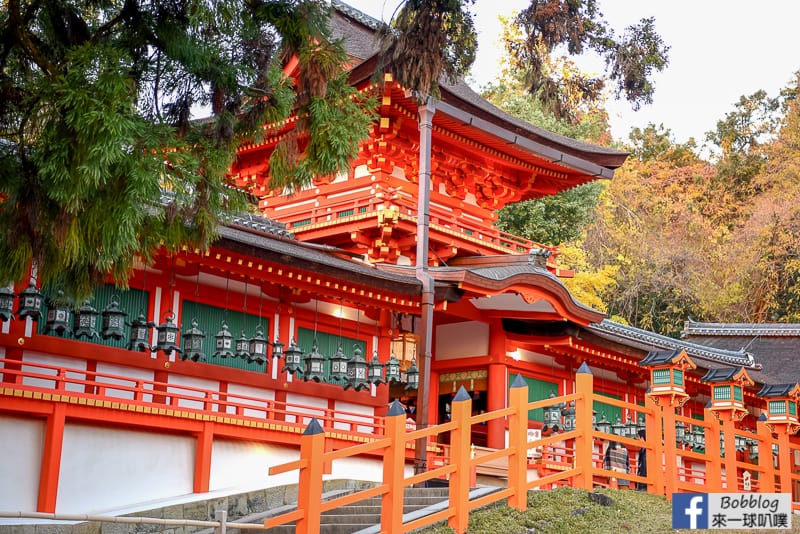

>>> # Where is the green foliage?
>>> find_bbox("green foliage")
[508,0,670,120]
[378,0,477,99]
[628,123,699,166]
[0,0,374,301]
[419,486,676,534]
[496,182,604,246]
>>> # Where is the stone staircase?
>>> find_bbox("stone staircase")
[242,485,499,533]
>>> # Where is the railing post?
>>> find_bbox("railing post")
[776,430,793,493]
[508,374,529,511]
[447,387,472,534]
[295,418,325,534]
[661,404,679,499]
[644,395,664,495]
[720,416,738,490]
[756,418,775,493]
[704,405,723,493]
[381,400,407,534]
[574,362,594,490]
[214,509,227,534]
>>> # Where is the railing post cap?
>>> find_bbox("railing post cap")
[304,418,324,435]
[387,400,406,417]
[511,374,527,388]
[453,386,471,402]
[577,362,592,375]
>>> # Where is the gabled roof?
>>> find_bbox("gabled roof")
[700,367,754,386]
[639,348,695,369]
[330,1,628,177]
[757,383,800,399]
[680,320,800,388]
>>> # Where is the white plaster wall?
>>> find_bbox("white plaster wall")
[435,321,489,360]
[94,362,155,402]
[0,416,43,511]
[22,352,86,392]
[210,439,300,491]
[224,383,275,419]
[285,393,327,426]
[333,400,375,434]
[167,374,220,410]
[57,424,194,514]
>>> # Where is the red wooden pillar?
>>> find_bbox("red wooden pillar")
[486,320,506,449]
[644,395,664,495]
[38,403,66,512]
[194,421,214,493]
[705,406,723,493]
[1,346,23,384]
[720,415,738,490]
[486,364,506,449]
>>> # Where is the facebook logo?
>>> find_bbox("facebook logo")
[673,493,708,529]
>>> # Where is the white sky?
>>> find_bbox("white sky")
[343,1,800,145]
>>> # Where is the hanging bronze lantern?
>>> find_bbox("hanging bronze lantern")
[0,284,15,322]
[234,330,251,360]
[303,339,326,382]
[561,401,576,432]
[595,413,612,435]
[345,346,369,391]
[368,351,385,385]
[17,282,44,321]
[404,358,419,391]
[212,321,235,359]
[181,319,206,362]
[329,345,349,382]
[281,337,303,375]
[270,336,284,361]
[154,313,181,355]
[248,325,269,365]
[128,312,154,352]
[73,299,100,340]
[43,291,71,337]
[385,353,401,384]
[101,294,127,340]
[543,392,562,432]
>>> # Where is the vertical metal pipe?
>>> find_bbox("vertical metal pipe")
[414,97,436,473]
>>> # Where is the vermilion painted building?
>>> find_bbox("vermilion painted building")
[1,1,797,521]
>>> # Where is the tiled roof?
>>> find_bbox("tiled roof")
[700,367,741,383]
[639,348,684,367]
[587,320,756,368]
[757,383,799,398]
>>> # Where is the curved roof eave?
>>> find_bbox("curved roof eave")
[587,319,757,368]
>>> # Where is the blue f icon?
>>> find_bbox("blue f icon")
[672,493,708,529]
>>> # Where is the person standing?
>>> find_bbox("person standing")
[636,429,647,490]
[603,441,630,488]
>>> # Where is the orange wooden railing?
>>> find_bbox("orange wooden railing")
[266,364,800,534]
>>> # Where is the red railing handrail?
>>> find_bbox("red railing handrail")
[0,357,384,438]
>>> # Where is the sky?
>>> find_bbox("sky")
[343,1,800,145]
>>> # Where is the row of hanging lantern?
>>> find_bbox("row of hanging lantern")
[280,337,418,392]
[2,279,420,392]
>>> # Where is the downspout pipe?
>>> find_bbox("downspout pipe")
[414,97,436,472]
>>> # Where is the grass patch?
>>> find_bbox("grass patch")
[417,487,800,534]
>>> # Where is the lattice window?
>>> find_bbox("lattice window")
[652,369,670,385]
[713,385,731,400]
[769,400,786,415]
[672,369,683,386]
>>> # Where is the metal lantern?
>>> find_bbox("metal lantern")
[748,436,759,460]
[561,401,576,432]
[17,282,44,321]
[303,340,326,382]
[692,425,705,450]
[345,346,369,391]
[612,416,625,436]
[543,393,562,432]
[181,319,206,362]
[404,358,419,391]
[270,336,284,360]
[101,294,127,340]
[368,351,385,385]
[154,313,181,355]
[675,420,686,445]
[0,284,15,321]
[44,292,71,337]
[281,338,304,374]
[248,325,269,365]
[385,353,401,384]
[73,300,100,340]
[234,330,250,360]
[128,312,154,352]
[596,413,612,435]
[329,346,349,382]
[636,415,646,437]
[212,321,234,359]
[734,434,747,452]
[625,417,639,439]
